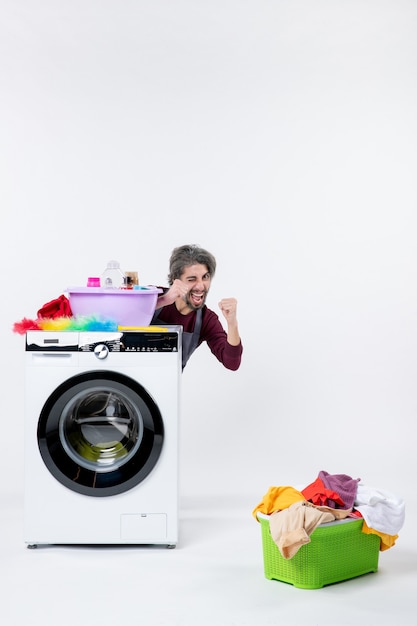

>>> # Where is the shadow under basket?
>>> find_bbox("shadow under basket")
[257,513,380,589]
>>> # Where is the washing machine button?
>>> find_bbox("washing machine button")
[94,343,109,359]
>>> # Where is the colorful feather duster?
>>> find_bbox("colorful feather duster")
[13,315,118,334]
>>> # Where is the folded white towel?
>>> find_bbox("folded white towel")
[354,484,405,535]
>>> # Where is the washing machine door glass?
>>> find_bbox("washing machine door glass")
[37,371,164,496]
[60,389,142,471]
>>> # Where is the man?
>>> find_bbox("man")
[152,244,242,370]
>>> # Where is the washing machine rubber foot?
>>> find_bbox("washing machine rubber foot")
[27,544,38,549]
[167,544,176,549]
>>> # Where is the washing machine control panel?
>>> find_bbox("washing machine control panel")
[82,332,180,354]
[26,329,181,354]
[122,332,180,353]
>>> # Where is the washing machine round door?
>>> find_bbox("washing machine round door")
[37,371,164,496]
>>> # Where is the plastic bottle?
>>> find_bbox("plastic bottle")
[101,260,125,289]
[121,276,134,289]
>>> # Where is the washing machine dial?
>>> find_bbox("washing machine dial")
[94,343,109,359]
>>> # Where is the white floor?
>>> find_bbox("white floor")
[3,491,416,626]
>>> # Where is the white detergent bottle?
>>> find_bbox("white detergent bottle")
[101,260,125,289]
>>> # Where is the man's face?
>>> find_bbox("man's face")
[180,263,211,310]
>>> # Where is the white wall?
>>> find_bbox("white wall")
[2,0,416,505]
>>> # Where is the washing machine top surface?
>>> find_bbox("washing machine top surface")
[26,327,182,353]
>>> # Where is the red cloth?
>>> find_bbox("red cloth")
[302,477,345,508]
[37,295,72,319]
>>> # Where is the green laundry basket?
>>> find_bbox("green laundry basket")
[257,513,380,589]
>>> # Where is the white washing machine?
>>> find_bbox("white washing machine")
[24,327,182,548]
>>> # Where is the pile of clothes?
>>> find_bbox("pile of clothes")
[253,470,405,560]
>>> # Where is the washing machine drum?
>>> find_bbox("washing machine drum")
[37,371,164,497]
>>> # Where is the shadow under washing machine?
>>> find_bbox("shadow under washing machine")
[24,327,182,548]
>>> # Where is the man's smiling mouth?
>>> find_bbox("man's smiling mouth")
[190,291,205,305]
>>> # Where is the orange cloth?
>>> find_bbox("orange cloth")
[252,486,306,520]
[361,519,398,551]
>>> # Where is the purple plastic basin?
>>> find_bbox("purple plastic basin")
[66,286,162,326]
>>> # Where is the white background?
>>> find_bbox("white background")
[2,0,416,510]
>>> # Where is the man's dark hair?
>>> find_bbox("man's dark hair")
[168,244,217,285]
